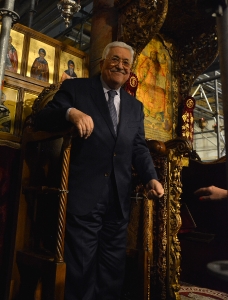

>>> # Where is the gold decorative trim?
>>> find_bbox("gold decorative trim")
[149,138,191,299]
[116,0,168,55]
[143,196,153,299]
[167,149,183,300]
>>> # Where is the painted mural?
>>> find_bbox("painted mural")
[135,36,173,141]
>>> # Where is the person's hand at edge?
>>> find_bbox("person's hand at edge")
[194,185,228,201]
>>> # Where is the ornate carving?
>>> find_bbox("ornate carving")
[165,137,192,156]
[168,149,183,300]
[149,139,190,300]
[154,156,168,300]
[24,83,62,129]
[33,83,62,113]
[116,0,218,110]
[177,26,218,101]
[115,0,168,55]
[159,0,218,101]
[0,8,20,25]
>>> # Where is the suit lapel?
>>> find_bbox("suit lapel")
[91,76,117,138]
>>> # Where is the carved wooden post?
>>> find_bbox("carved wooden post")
[55,135,72,263]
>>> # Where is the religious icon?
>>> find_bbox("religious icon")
[31,48,49,82]
[60,60,77,82]
[59,51,83,80]
[136,48,160,115]
[5,36,18,73]
[135,37,173,141]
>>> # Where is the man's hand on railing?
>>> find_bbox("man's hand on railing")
[146,179,164,200]
[68,108,94,139]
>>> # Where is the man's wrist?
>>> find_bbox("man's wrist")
[66,107,72,121]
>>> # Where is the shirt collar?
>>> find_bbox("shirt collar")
[100,75,121,95]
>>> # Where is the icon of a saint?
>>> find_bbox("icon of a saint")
[60,60,77,82]
[31,48,49,82]
[5,36,18,73]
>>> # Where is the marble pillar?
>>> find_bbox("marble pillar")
[0,0,19,98]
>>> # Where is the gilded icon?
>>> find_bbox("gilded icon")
[31,48,49,82]
[5,36,18,73]
[0,27,24,74]
[59,51,82,81]
[60,60,77,82]
[27,38,55,84]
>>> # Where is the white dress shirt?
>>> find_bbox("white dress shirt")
[100,75,121,124]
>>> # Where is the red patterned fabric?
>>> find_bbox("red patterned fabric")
[181,96,195,143]
[123,72,138,97]
[179,285,228,299]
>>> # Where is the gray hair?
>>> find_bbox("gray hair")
[102,41,134,63]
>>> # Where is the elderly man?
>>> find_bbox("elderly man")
[35,41,164,300]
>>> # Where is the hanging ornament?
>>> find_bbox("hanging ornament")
[57,0,81,28]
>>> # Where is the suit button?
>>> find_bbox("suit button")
[104,172,109,177]
[114,153,116,156]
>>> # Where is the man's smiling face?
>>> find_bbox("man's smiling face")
[100,47,132,90]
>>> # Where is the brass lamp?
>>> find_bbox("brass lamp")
[57,0,81,28]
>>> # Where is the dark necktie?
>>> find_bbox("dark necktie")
[107,90,118,133]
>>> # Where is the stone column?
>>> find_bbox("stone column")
[28,0,36,28]
[0,0,19,98]
[89,0,118,77]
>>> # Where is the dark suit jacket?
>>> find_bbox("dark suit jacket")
[35,75,158,218]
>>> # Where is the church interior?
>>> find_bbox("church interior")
[0,0,228,299]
